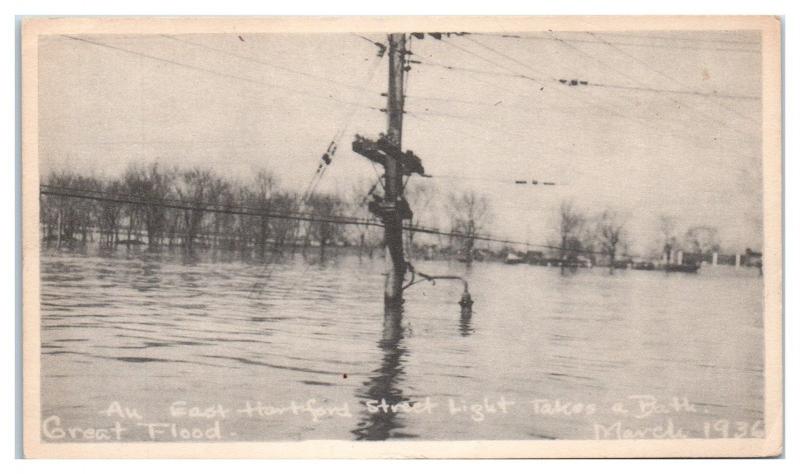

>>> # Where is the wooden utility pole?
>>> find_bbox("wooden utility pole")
[353,33,424,305]
[383,33,406,305]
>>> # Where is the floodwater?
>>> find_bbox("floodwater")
[39,247,765,442]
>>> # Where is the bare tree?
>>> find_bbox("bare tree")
[176,168,214,252]
[233,184,253,255]
[98,179,123,247]
[247,170,277,257]
[595,209,627,273]
[557,200,585,264]
[123,163,175,250]
[308,193,344,258]
[344,178,381,258]
[446,190,492,264]
[683,226,721,256]
[270,191,300,252]
[165,203,182,248]
[404,180,437,259]
[208,177,236,250]
[72,175,101,244]
[42,170,80,247]
[121,167,142,246]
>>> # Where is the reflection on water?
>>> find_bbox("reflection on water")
[352,304,411,440]
[459,306,474,337]
[39,246,765,441]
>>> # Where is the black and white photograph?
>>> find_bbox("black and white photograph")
[20,16,782,458]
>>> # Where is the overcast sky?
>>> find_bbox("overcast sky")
[38,31,763,253]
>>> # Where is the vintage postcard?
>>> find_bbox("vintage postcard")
[21,16,782,458]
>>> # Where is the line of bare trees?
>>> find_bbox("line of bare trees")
[553,200,628,273]
[40,163,385,258]
[43,163,729,268]
[40,164,499,263]
[554,200,729,273]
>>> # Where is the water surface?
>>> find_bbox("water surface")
[40,247,764,441]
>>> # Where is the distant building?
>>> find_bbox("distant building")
[744,248,763,268]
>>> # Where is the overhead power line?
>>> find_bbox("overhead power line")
[432,35,760,169]
[40,184,618,257]
[583,78,759,101]
[446,35,701,133]
[586,32,760,125]
[407,37,756,185]
[404,110,578,161]
[300,47,386,204]
[430,175,562,186]
[405,223,640,259]
[541,30,759,144]
[416,49,757,102]
[404,94,499,106]
[352,33,386,51]
[162,34,381,95]
[475,32,760,53]
[591,31,760,46]
[416,58,757,101]
[62,35,382,112]
[41,184,380,228]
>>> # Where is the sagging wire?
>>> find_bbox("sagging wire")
[353,34,388,57]
[250,38,387,299]
[299,43,387,206]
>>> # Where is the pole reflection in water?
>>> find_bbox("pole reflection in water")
[459,305,474,337]
[352,303,413,440]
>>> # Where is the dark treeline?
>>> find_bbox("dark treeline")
[548,199,761,273]
[41,164,754,269]
[40,163,387,258]
[39,163,496,262]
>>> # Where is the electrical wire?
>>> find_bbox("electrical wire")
[473,32,760,53]
[447,35,760,168]
[162,34,381,95]
[40,184,623,258]
[544,31,758,141]
[62,35,382,112]
[586,32,760,124]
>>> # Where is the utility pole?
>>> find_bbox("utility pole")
[353,32,425,306]
[383,33,406,306]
